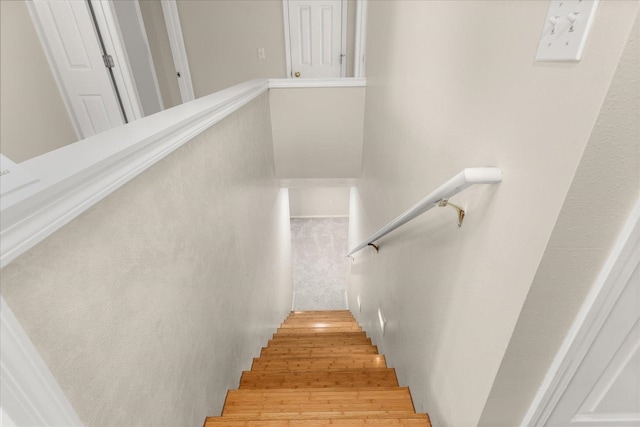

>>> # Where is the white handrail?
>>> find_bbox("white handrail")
[347,167,502,256]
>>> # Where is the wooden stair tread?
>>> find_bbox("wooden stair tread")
[271,332,368,339]
[280,321,359,327]
[287,310,353,316]
[260,345,378,357]
[205,412,431,426]
[251,355,387,371]
[206,310,431,426]
[276,327,362,334]
[267,337,372,345]
[213,412,429,420]
[239,368,398,389]
[222,388,415,414]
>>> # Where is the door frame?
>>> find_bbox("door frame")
[521,199,640,426]
[26,0,190,141]
[161,0,195,103]
[100,0,165,113]
[283,0,362,79]
[26,0,148,137]
[131,0,165,111]
[353,0,367,77]
[89,0,146,122]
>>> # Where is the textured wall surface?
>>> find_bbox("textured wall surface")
[292,218,349,310]
[0,94,293,427]
[347,2,639,427]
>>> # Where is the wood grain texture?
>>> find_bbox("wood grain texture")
[204,310,432,426]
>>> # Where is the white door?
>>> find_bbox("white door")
[287,0,345,79]
[532,210,640,427]
[546,264,640,426]
[28,0,125,139]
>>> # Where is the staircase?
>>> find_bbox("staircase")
[204,310,432,426]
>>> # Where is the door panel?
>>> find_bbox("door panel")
[288,0,343,78]
[321,6,333,65]
[80,95,113,135]
[49,2,91,68]
[545,238,640,426]
[30,0,124,139]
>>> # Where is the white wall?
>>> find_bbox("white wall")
[270,87,365,178]
[347,2,639,427]
[0,94,293,427]
[177,0,287,97]
[176,1,358,97]
[0,0,77,162]
[289,187,350,217]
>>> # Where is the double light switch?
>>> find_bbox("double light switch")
[536,0,599,61]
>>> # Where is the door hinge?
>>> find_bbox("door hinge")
[340,54,346,65]
[103,54,115,69]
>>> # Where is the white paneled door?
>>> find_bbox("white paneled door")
[527,208,640,427]
[546,264,640,426]
[29,0,125,138]
[287,0,344,78]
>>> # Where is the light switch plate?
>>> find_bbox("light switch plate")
[536,0,599,61]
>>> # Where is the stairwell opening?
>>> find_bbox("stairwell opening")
[288,187,350,311]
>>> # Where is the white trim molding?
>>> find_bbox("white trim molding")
[521,198,640,426]
[132,0,165,111]
[353,0,367,78]
[269,78,366,88]
[282,0,292,78]
[0,79,268,268]
[340,0,348,77]
[161,0,195,103]
[0,297,84,426]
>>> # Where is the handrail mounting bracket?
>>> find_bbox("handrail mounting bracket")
[367,243,379,253]
[438,199,465,228]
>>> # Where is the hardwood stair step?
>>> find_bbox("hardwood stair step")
[287,310,353,317]
[222,388,415,414]
[205,412,432,426]
[251,355,387,371]
[206,310,431,426]
[280,321,358,328]
[266,338,373,347]
[239,368,399,389]
[270,332,368,341]
[276,326,362,335]
[209,412,429,421]
[260,345,378,357]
